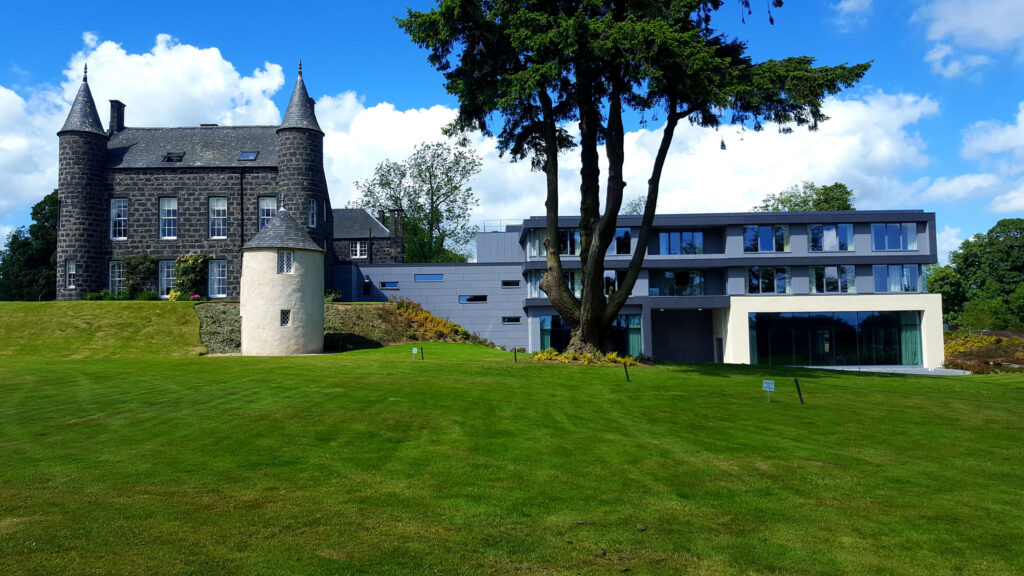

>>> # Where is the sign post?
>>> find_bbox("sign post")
[762,379,775,403]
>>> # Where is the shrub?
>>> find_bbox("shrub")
[134,291,159,301]
[167,289,183,302]
[324,289,343,302]
[121,253,157,298]
[174,254,211,297]
[533,348,640,366]
[195,302,241,354]
[84,292,104,301]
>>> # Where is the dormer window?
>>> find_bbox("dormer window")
[162,152,184,162]
[239,151,258,161]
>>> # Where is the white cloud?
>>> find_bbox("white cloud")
[915,1,1024,77]
[962,102,1024,160]
[916,0,1024,52]
[936,224,963,264]
[833,0,872,30]
[924,43,990,78]
[989,182,1024,213]
[65,33,283,127]
[0,225,15,244]
[920,173,1000,201]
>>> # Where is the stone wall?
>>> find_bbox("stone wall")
[56,132,109,299]
[98,167,279,298]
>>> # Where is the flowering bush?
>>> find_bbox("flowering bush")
[532,348,640,366]
[174,254,212,298]
[167,289,183,302]
[190,294,202,301]
[391,297,494,346]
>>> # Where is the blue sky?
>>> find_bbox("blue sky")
[2,0,1024,262]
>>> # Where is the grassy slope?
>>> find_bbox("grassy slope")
[0,301,204,358]
[0,303,1022,575]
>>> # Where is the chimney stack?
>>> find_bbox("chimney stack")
[378,209,386,228]
[389,208,404,263]
[109,100,125,133]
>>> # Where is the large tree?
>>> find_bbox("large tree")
[930,218,1024,330]
[354,141,481,263]
[0,190,58,301]
[754,181,855,212]
[401,1,869,353]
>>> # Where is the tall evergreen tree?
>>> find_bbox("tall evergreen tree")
[401,1,869,353]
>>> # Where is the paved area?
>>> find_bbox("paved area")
[804,365,971,376]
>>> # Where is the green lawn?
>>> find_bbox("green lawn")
[0,304,1022,574]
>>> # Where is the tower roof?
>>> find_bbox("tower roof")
[59,64,106,137]
[243,208,324,252]
[278,61,323,135]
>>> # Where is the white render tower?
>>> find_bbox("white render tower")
[240,208,324,356]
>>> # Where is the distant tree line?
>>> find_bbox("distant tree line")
[0,190,57,301]
[927,219,1024,331]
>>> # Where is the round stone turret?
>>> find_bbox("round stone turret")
[56,64,109,299]
[276,62,334,283]
[240,208,324,355]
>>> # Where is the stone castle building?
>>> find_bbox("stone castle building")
[55,63,402,300]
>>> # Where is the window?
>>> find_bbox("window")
[162,152,184,162]
[614,228,632,255]
[810,265,857,294]
[110,199,128,239]
[603,270,628,297]
[746,266,792,294]
[501,280,521,288]
[280,310,291,326]
[379,281,399,290]
[873,265,921,293]
[649,230,703,255]
[277,251,294,274]
[159,198,178,239]
[557,229,581,256]
[66,260,76,289]
[308,199,317,227]
[415,274,444,282]
[362,280,371,296]
[208,260,227,298]
[350,241,367,259]
[209,197,227,238]
[459,295,487,303]
[808,224,854,252]
[109,261,124,295]
[502,316,521,324]
[743,225,790,253]
[871,222,918,251]
[258,197,277,230]
[649,270,704,296]
[238,151,258,161]
[158,261,176,298]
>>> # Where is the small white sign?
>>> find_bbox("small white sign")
[762,380,775,392]
[412,347,418,355]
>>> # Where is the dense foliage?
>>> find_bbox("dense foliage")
[401,1,869,353]
[353,141,481,263]
[121,253,157,298]
[928,218,1024,330]
[173,253,212,298]
[0,190,57,301]
[754,181,855,212]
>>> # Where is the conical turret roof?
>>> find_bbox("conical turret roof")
[242,208,323,252]
[59,64,106,137]
[278,61,323,135]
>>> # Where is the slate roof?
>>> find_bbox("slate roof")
[279,64,323,134]
[333,209,390,240]
[59,66,105,137]
[105,126,279,168]
[243,209,323,252]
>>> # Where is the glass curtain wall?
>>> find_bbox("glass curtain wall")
[748,311,922,366]
[540,314,641,357]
